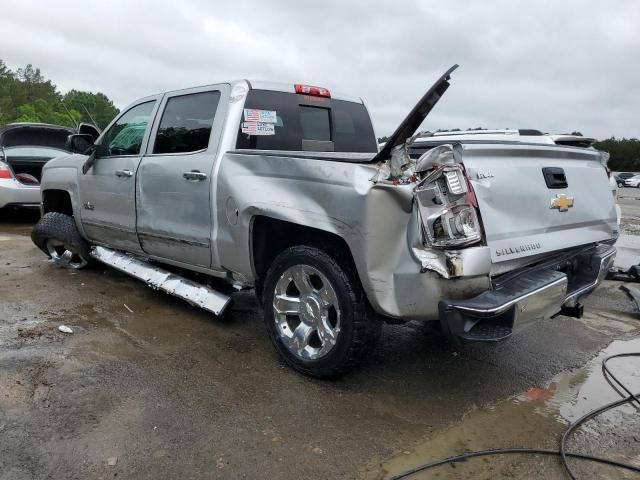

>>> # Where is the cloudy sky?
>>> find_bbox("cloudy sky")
[3,0,639,139]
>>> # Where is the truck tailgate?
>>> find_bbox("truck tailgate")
[462,144,618,263]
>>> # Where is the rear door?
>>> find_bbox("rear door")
[136,84,229,267]
[78,97,160,252]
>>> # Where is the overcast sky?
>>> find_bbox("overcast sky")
[3,0,639,139]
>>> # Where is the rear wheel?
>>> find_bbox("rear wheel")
[262,245,381,378]
[31,212,94,269]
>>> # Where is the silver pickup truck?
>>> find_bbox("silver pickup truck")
[31,66,618,378]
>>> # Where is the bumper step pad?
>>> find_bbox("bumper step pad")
[459,322,513,342]
[439,244,616,343]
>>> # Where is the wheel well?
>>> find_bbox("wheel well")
[42,190,73,215]
[252,216,356,281]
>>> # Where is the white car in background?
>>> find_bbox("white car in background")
[624,175,640,188]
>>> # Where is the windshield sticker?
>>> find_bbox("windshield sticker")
[244,109,277,124]
[241,122,275,136]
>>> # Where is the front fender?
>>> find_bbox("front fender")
[41,155,85,238]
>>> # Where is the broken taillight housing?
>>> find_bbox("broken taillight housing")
[415,164,482,247]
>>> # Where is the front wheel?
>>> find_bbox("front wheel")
[31,212,94,269]
[262,245,381,378]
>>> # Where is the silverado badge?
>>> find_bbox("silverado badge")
[550,194,574,212]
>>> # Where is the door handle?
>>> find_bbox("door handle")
[115,169,134,178]
[183,170,208,181]
[542,167,568,189]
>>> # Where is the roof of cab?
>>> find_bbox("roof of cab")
[245,80,364,104]
[161,79,363,104]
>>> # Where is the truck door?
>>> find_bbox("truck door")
[78,97,160,252]
[136,84,229,267]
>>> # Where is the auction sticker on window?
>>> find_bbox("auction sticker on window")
[244,109,277,124]
[241,122,275,136]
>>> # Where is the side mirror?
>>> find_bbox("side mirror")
[67,134,94,154]
[77,123,101,141]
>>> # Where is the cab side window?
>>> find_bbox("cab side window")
[96,101,156,157]
[153,91,221,154]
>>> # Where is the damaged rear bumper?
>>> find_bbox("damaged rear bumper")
[438,243,616,343]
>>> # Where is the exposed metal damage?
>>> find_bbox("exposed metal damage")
[371,140,481,279]
[91,246,232,316]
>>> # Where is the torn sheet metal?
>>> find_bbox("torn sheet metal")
[91,246,232,316]
[412,247,450,278]
[620,284,640,311]
[370,141,463,185]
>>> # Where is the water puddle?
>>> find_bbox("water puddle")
[378,337,640,479]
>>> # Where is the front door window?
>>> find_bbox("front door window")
[96,101,156,157]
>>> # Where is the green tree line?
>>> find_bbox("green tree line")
[593,138,640,172]
[0,59,119,130]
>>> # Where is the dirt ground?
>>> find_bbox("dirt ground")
[0,202,639,480]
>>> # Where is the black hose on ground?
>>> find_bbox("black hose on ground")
[387,353,640,480]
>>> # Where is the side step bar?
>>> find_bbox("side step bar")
[91,246,232,316]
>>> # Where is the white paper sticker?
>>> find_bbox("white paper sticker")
[244,109,277,124]
[241,122,275,136]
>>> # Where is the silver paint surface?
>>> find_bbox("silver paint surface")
[39,80,617,322]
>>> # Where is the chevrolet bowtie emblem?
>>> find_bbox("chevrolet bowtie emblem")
[550,194,574,212]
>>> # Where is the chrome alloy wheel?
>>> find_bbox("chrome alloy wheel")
[45,239,89,269]
[272,264,341,361]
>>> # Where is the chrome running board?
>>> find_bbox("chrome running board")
[91,246,232,316]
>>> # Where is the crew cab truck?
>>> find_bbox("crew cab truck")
[31,66,618,378]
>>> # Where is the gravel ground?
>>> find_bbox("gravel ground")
[0,204,638,480]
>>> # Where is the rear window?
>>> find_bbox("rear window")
[235,90,376,152]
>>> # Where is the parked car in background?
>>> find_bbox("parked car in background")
[624,174,640,188]
[614,172,637,188]
[0,122,99,212]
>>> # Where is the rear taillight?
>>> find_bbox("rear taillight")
[0,163,13,179]
[415,163,482,247]
[294,84,331,98]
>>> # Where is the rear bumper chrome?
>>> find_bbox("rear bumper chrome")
[439,243,616,343]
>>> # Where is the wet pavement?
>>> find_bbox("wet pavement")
[0,205,639,480]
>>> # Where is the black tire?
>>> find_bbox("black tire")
[31,212,94,269]
[262,245,381,378]
[618,183,623,188]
